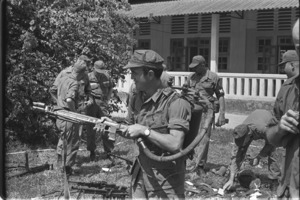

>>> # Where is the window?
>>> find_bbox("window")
[187,38,210,69]
[257,38,271,53]
[218,38,230,70]
[170,39,185,71]
[137,39,151,49]
[256,38,273,71]
[277,36,294,71]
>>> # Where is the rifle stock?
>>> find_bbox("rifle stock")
[33,99,213,163]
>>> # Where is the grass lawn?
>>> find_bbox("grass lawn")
[5,128,283,199]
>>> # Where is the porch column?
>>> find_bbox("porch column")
[210,14,219,73]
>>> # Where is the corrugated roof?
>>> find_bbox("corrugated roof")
[125,0,299,18]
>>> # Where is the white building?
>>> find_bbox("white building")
[117,0,299,103]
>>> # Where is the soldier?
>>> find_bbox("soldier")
[126,63,173,123]
[49,55,93,105]
[278,50,299,78]
[186,55,226,174]
[50,55,93,167]
[266,18,299,199]
[55,56,88,174]
[85,60,115,161]
[114,49,192,199]
[223,109,281,191]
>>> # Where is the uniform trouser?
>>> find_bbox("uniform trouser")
[130,160,185,200]
[289,148,299,199]
[278,149,299,199]
[56,119,80,167]
[258,142,281,178]
[85,100,114,153]
[195,122,212,167]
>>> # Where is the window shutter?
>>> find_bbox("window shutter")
[188,14,199,34]
[220,14,231,33]
[139,18,150,36]
[201,14,211,33]
[171,15,185,34]
[257,10,274,31]
[278,8,292,31]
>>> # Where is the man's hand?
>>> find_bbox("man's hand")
[119,124,147,139]
[216,113,226,127]
[279,109,299,134]
[223,179,234,191]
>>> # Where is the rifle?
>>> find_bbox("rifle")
[8,163,52,179]
[33,97,213,162]
[69,181,128,199]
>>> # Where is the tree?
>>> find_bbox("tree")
[5,0,137,146]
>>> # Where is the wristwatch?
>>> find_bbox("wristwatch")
[144,128,151,137]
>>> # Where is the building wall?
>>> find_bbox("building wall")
[134,8,298,73]
[229,17,247,73]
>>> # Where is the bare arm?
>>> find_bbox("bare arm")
[122,124,185,152]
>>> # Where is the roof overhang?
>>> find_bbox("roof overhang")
[125,0,299,18]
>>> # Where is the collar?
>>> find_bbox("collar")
[192,70,211,81]
[144,88,164,104]
[283,74,299,86]
[144,87,174,104]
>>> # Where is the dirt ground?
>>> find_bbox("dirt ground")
[5,129,283,199]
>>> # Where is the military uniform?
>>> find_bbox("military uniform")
[230,109,280,180]
[129,87,191,199]
[49,66,91,102]
[272,75,299,198]
[123,49,192,199]
[56,73,81,167]
[86,62,115,157]
[186,70,224,167]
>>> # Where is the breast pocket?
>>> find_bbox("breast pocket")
[145,109,166,129]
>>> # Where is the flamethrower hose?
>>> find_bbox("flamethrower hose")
[33,96,213,162]
[136,95,214,162]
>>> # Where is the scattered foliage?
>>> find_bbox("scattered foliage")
[5,0,137,146]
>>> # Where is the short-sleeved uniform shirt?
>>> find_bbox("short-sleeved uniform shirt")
[272,75,299,197]
[230,109,277,174]
[50,66,91,97]
[187,70,224,102]
[56,74,79,109]
[133,87,192,192]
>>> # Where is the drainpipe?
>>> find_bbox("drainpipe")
[210,14,219,73]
